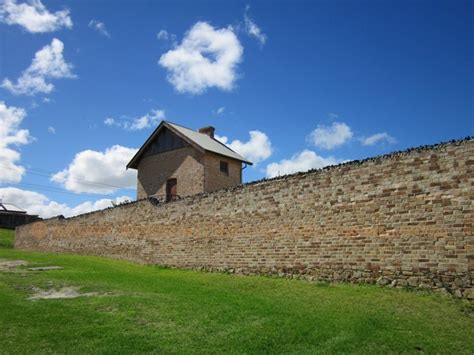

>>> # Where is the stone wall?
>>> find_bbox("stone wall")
[16,138,474,299]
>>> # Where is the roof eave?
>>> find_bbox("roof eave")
[126,121,170,170]
[203,150,253,165]
[126,120,254,168]
[126,121,206,170]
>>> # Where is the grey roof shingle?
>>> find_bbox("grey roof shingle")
[127,121,253,169]
[166,122,251,164]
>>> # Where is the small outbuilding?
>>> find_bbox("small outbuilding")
[127,121,252,201]
[0,200,40,229]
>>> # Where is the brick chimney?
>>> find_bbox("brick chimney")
[198,126,215,138]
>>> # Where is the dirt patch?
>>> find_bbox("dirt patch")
[0,259,28,272]
[28,286,98,300]
[0,259,65,273]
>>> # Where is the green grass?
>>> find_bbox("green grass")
[1,228,473,354]
[0,227,15,248]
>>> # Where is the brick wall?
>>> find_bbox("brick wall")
[16,138,474,299]
[204,152,242,192]
[137,146,204,199]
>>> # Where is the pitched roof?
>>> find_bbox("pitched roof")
[127,121,253,169]
[0,202,26,213]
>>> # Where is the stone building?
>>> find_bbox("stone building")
[127,121,252,200]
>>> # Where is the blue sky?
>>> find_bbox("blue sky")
[0,0,472,217]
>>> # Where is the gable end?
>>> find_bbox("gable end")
[142,127,190,158]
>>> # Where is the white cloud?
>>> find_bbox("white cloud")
[265,150,341,178]
[2,38,75,96]
[129,109,165,130]
[361,132,396,146]
[104,109,165,131]
[157,29,177,45]
[88,19,110,37]
[47,126,55,134]
[213,134,226,142]
[159,21,243,94]
[244,6,266,45]
[157,29,169,40]
[0,101,32,183]
[308,122,353,150]
[215,106,225,115]
[51,145,138,194]
[104,117,115,126]
[0,0,72,33]
[216,130,272,164]
[0,187,132,218]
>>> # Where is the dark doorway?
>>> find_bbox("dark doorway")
[166,178,177,202]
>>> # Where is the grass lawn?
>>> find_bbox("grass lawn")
[0,227,15,248]
[1,228,473,354]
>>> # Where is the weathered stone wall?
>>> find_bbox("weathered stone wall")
[16,139,474,299]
